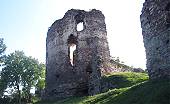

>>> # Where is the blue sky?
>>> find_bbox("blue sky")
[0,0,146,69]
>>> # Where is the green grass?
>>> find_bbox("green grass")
[36,72,170,104]
[102,72,149,89]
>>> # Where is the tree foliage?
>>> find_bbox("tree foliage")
[1,51,45,103]
[35,63,45,98]
[0,38,6,63]
[0,38,6,97]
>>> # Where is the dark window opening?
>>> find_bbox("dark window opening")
[46,52,48,57]
[165,3,170,28]
[75,85,88,96]
[156,47,159,50]
[86,64,92,74]
[56,74,60,79]
[165,3,170,11]
[68,34,77,66]
[166,23,170,28]
[80,88,88,96]
[166,40,169,44]
[166,13,170,22]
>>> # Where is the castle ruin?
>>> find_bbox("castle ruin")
[45,9,110,100]
[141,0,170,79]
[44,0,170,99]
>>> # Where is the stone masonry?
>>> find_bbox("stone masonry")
[45,9,110,100]
[141,0,170,79]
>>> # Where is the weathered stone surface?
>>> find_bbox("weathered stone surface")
[44,9,110,100]
[132,68,145,73]
[141,0,170,79]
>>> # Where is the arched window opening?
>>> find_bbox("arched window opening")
[77,22,84,31]
[67,34,77,66]
[75,13,85,31]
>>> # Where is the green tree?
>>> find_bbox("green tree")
[1,51,44,104]
[0,38,6,63]
[0,38,6,97]
[0,77,7,97]
[35,63,45,98]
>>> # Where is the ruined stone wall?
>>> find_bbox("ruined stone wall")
[45,9,110,100]
[141,0,170,79]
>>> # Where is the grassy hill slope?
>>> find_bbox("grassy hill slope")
[36,72,170,104]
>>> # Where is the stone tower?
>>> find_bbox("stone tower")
[45,9,110,100]
[141,0,170,79]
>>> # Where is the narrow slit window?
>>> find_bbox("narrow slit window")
[69,44,76,65]
[68,34,77,66]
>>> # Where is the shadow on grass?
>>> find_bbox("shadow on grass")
[102,72,148,89]
[99,78,170,104]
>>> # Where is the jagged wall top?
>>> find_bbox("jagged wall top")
[47,9,106,42]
